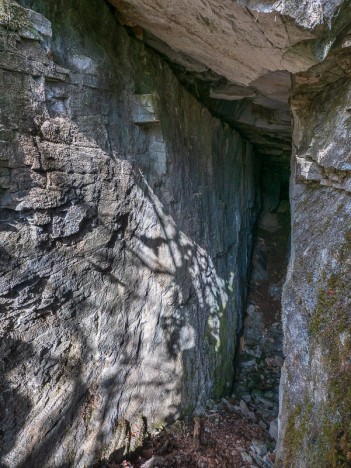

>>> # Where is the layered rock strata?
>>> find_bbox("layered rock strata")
[106,1,351,465]
[1,0,351,466]
[109,0,351,162]
[0,1,259,466]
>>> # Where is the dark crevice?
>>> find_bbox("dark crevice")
[233,157,291,441]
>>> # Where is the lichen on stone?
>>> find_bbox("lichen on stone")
[0,0,29,31]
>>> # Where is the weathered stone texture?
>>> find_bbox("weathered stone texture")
[0,1,258,466]
[1,0,351,466]
[109,0,351,172]
[277,62,351,466]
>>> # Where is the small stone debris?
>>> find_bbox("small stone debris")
[240,360,257,368]
[239,399,257,422]
[259,420,268,430]
[241,451,254,463]
[233,207,290,446]
[255,396,274,410]
[269,419,278,441]
[251,439,267,457]
[98,397,276,468]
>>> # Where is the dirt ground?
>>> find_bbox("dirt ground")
[98,398,276,468]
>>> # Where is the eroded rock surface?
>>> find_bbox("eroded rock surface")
[277,46,351,466]
[109,0,351,161]
[111,0,325,85]
[1,0,351,466]
[108,1,351,465]
[0,1,258,466]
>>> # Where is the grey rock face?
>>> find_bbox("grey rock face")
[0,0,258,466]
[1,0,351,466]
[109,0,351,162]
[113,0,350,463]
[276,49,351,465]
[110,0,350,464]
[111,0,317,86]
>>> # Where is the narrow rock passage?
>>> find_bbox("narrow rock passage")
[96,174,291,468]
[233,199,291,441]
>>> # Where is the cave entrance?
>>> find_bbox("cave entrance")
[233,156,291,440]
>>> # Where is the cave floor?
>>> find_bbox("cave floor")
[101,399,275,467]
[233,204,291,432]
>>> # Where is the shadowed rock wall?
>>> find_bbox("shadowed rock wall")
[0,1,259,466]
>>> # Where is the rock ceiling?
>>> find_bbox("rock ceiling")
[108,0,348,162]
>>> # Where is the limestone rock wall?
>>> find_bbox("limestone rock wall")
[0,1,259,466]
[277,55,351,466]
[109,0,351,176]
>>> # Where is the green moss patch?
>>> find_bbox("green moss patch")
[307,260,351,466]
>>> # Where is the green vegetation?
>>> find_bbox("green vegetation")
[284,400,313,466]
[306,262,350,466]
[285,236,351,466]
[205,282,237,400]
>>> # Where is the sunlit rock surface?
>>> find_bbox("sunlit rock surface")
[0,0,351,466]
[0,1,258,465]
[108,1,351,464]
[111,0,331,85]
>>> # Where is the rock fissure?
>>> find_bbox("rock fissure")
[234,162,291,434]
[0,0,350,467]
